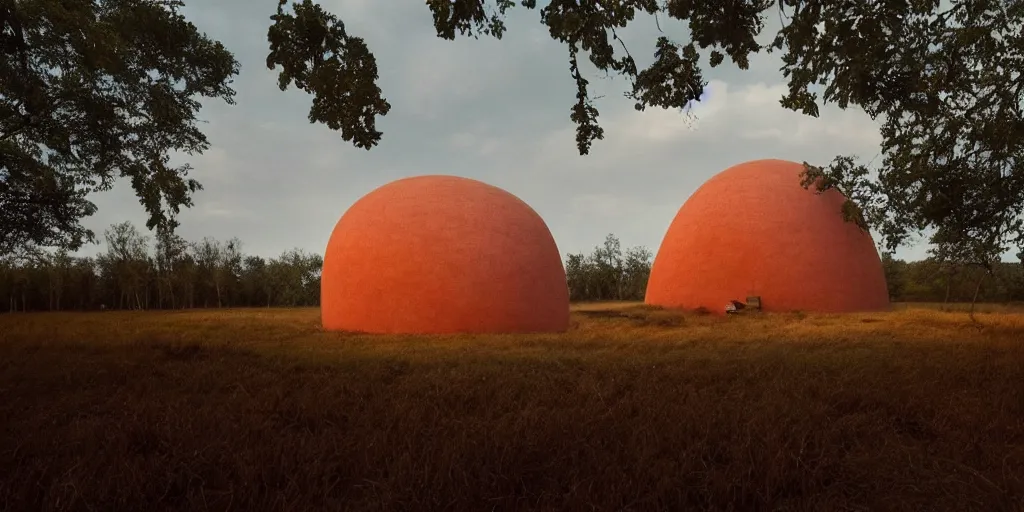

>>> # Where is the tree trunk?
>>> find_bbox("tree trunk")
[943,271,953,308]
[969,271,987,323]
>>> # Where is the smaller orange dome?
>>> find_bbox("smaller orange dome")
[320,175,570,334]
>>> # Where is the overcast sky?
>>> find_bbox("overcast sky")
[80,1,938,262]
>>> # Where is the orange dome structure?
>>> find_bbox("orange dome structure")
[645,159,889,314]
[321,175,570,334]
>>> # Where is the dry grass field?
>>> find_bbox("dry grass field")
[2,303,1023,512]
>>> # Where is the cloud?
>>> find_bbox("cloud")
[602,80,882,153]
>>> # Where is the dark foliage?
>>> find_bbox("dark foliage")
[1,0,239,253]
[266,0,390,150]
[1,221,321,312]
[795,1,1024,268]
[565,233,653,301]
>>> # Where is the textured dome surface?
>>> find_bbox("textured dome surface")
[645,159,889,313]
[321,175,569,334]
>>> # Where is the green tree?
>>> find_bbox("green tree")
[1,0,239,254]
[41,247,72,310]
[798,2,1023,262]
[564,253,589,301]
[880,253,906,302]
[927,222,1010,319]
[98,221,151,309]
[564,234,652,302]
[240,255,271,307]
[153,226,188,308]
[622,245,653,300]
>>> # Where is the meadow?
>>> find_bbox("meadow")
[1,304,1023,511]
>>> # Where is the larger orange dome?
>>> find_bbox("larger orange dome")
[321,175,570,334]
[645,159,889,313]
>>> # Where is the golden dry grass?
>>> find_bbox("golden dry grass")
[1,303,1023,511]
[892,301,1024,314]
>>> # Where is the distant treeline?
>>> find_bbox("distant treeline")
[2,222,1024,313]
[1,222,323,312]
[881,255,1024,304]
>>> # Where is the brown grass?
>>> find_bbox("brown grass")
[1,303,1023,511]
[893,301,1024,314]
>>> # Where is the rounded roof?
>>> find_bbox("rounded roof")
[321,175,569,334]
[644,159,889,313]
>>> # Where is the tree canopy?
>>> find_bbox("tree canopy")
[1,0,238,254]
[799,0,1024,259]
[2,0,1023,261]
